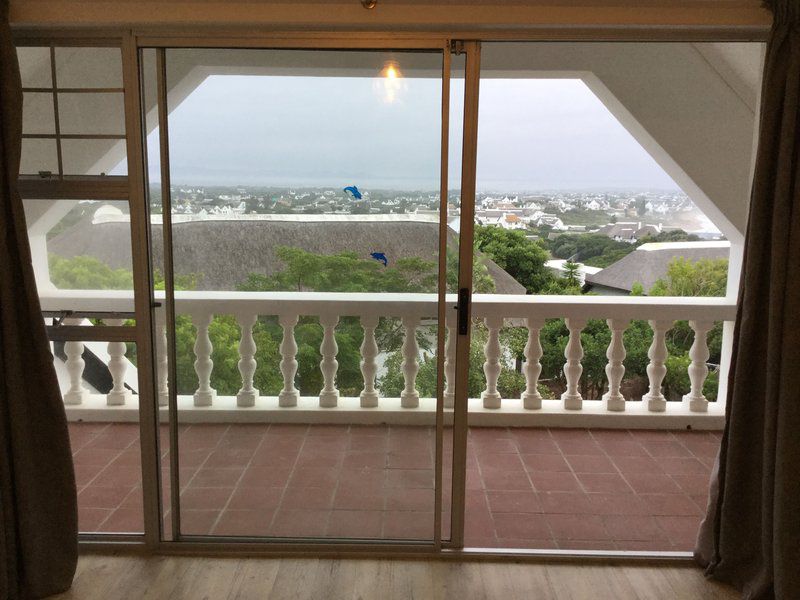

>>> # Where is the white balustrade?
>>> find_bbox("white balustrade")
[62,317,89,405]
[481,316,503,409]
[236,313,259,407]
[44,291,735,427]
[278,313,299,407]
[192,312,216,407]
[359,315,379,408]
[521,318,544,410]
[104,318,133,406]
[319,314,339,408]
[443,316,457,409]
[561,318,586,410]
[602,319,628,412]
[684,320,714,412]
[642,319,671,412]
[400,315,420,408]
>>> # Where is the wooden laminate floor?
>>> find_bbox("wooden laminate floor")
[51,554,739,599]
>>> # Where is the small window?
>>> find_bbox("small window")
[17,45,127,178]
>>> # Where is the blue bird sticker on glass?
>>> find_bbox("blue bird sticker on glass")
[370,252,388,267]
[344,185,362,200]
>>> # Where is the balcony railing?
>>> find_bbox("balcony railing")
[41,290,736,429]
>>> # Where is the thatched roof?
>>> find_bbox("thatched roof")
[584,241,730,294]
[48,214,526,294]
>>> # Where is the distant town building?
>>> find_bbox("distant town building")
[597,221,663,243]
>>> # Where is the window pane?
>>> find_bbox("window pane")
[61,138,127,175]
[20,138,58,175]
[53,339,143,534]
[24,199,134,293]
[22,92,55,134]
[58,92,125,135]
[17,47,52,88]
[55,47,123,88]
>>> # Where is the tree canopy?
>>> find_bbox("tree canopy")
[474,225,552,293]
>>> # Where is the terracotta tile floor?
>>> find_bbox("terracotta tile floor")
[69,422,719,551]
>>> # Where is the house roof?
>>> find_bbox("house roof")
[584,241,730,293]
[48,213,526,294]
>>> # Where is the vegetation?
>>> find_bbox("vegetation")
[547,229,702,268]
[48,227,728,403]
[474,225,553,294]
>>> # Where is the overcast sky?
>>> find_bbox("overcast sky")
[147,75,680,192]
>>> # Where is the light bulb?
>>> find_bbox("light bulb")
[375,59,406,104]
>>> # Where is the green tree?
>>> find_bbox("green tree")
[562,260,581,287]
[649,256,728,401]
[49,254,133,290]
[649,257,728,297]
[474,225,554,294]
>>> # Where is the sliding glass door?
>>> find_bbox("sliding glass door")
[145,42,468,545]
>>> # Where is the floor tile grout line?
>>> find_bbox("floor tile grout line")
[178,423,231,534]
[208,423,274,535]
[79,427,140,533]
[263,423,310,536]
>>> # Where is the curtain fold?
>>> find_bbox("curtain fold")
[695,2,800,598]
[0,1,79,598]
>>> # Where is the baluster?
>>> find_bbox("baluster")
[443,316,457,409]
[684,320,714,412]
[236,313,259,407]
[603,319,628,412]
[401,315,420,408]
[481,316,503,409]
[192,312,216,407]
[359,314,379,408]
[522,318,544,410]
[319,314,340,408]
[643,319,671,412]
[561,318,586,410]
[278,314,299,407]
[155,311,169,407]
[62,317,88,405]
[105,318,132,406]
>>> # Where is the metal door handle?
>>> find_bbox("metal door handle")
[457,287,471,335]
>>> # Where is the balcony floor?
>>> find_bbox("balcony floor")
[69,422,719,551]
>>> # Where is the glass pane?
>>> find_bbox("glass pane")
[17,46,52,88]
[20,138,58,175]
[61,138,127,175]
[140,47,176,541]
[22,92,55,134]
[24,199,134,295]
[161,48,446,541]
[463,41,761,553]
[55,338,143,534]
[55,47,123,88]
[58,92,125,135]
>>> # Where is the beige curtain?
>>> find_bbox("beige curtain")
[0,1,78,597]
[695,2,800,598]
